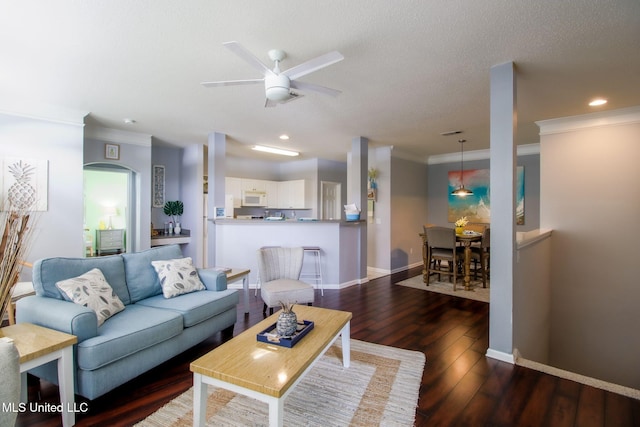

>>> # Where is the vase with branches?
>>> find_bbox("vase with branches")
[0,201,37,323]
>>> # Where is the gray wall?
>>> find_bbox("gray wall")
[541,111,640,389]
[150,145,182,227]
[85,138,152,251]
[391,156,429,271]
[427,154,540,231]
[367,147,392,271]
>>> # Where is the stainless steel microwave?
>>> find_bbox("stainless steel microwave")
[242,191,267,207]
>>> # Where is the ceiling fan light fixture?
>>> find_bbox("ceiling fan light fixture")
[252,145,299,157]
[265,74,291,101]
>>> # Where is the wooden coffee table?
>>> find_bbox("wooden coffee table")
[190,305,352,427]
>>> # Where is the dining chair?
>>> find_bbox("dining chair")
[425,226,463,290]
[422,224,437,280]
[257,247,315,315]
[471,227,490,288]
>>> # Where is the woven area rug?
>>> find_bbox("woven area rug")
[137,339,425,427]
[396,274,490,303]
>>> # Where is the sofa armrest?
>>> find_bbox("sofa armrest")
[197,269,227,291]
[15,295,98,343]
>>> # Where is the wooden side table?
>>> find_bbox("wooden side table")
[226,268,251,314]
[1,323,78,427]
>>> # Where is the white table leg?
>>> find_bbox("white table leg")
[58,346,75,427]
[341,321,351,368]
[193,373,207,427]
[243,274,249,314]
[268,396,285,427]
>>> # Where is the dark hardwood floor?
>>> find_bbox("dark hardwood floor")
[16,267,640,426]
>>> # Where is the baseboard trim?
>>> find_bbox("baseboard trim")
[486,348,515,364]
[513,350,640,400]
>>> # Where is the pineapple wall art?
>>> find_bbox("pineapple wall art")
[1,158,48,211]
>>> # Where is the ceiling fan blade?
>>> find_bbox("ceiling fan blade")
[223,41,275,77]
[201,79,263,88]
[264,98,278,108]
[290,80,341,97]
[281,51,344,80]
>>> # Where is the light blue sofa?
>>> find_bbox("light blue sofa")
[16,245,238,400]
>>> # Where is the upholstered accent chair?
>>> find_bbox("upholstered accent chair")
[257,247,315,315]
[425,226,464,290]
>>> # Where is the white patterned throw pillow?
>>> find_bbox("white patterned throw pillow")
[56,268,125,327]
[151,257,205,298]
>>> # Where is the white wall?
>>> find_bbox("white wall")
[0,109,86,272]
[539,106,640,389]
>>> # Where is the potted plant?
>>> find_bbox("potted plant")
[163,201,184,233]
[454,216,468,234]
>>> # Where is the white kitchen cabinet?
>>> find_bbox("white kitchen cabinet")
[265,180,279,208]
[241,179,266,193]
[277,179,306,208]
[225,177,242,208]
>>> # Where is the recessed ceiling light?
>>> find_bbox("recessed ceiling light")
[123,118,136,124]
[252,145,299,157]
[588,98,607,107]
[279,134,290,140]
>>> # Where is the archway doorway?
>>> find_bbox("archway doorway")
[83,164,136,256]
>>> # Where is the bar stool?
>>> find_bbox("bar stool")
[300,246,324,296]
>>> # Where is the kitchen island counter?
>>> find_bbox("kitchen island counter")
[213,219,366,290]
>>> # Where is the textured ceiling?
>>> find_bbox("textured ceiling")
[1,0,639,162]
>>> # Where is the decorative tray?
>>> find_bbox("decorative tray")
[256,320,314,348]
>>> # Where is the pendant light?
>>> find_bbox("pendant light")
[451,139,473,196]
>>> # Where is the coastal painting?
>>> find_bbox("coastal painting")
[448,166,524,225]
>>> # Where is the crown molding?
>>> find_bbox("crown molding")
[427,143,540,165]
[536,105,640,135]
[0,100,88,126]
[85,125,152,146]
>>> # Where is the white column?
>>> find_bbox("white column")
[487,61,516,363]
[208,132,226,268]
[348,137,368,281]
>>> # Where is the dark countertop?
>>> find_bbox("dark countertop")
[151,229,191,239]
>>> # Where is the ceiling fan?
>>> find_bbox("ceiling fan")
[201,41,344,107]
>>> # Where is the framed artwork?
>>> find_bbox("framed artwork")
[152,165,165,207]
[0,157,49,211]
[448,166,524,225]
[105,144,120,160]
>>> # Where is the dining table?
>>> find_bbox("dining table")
[419,230,482,291]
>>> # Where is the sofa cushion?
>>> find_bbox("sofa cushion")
[33,255,130,304]
[135,289,239,328]
[56,268,125,327]
[121,245,183,303]
[151,257,205,298]
[76,304,183,371]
